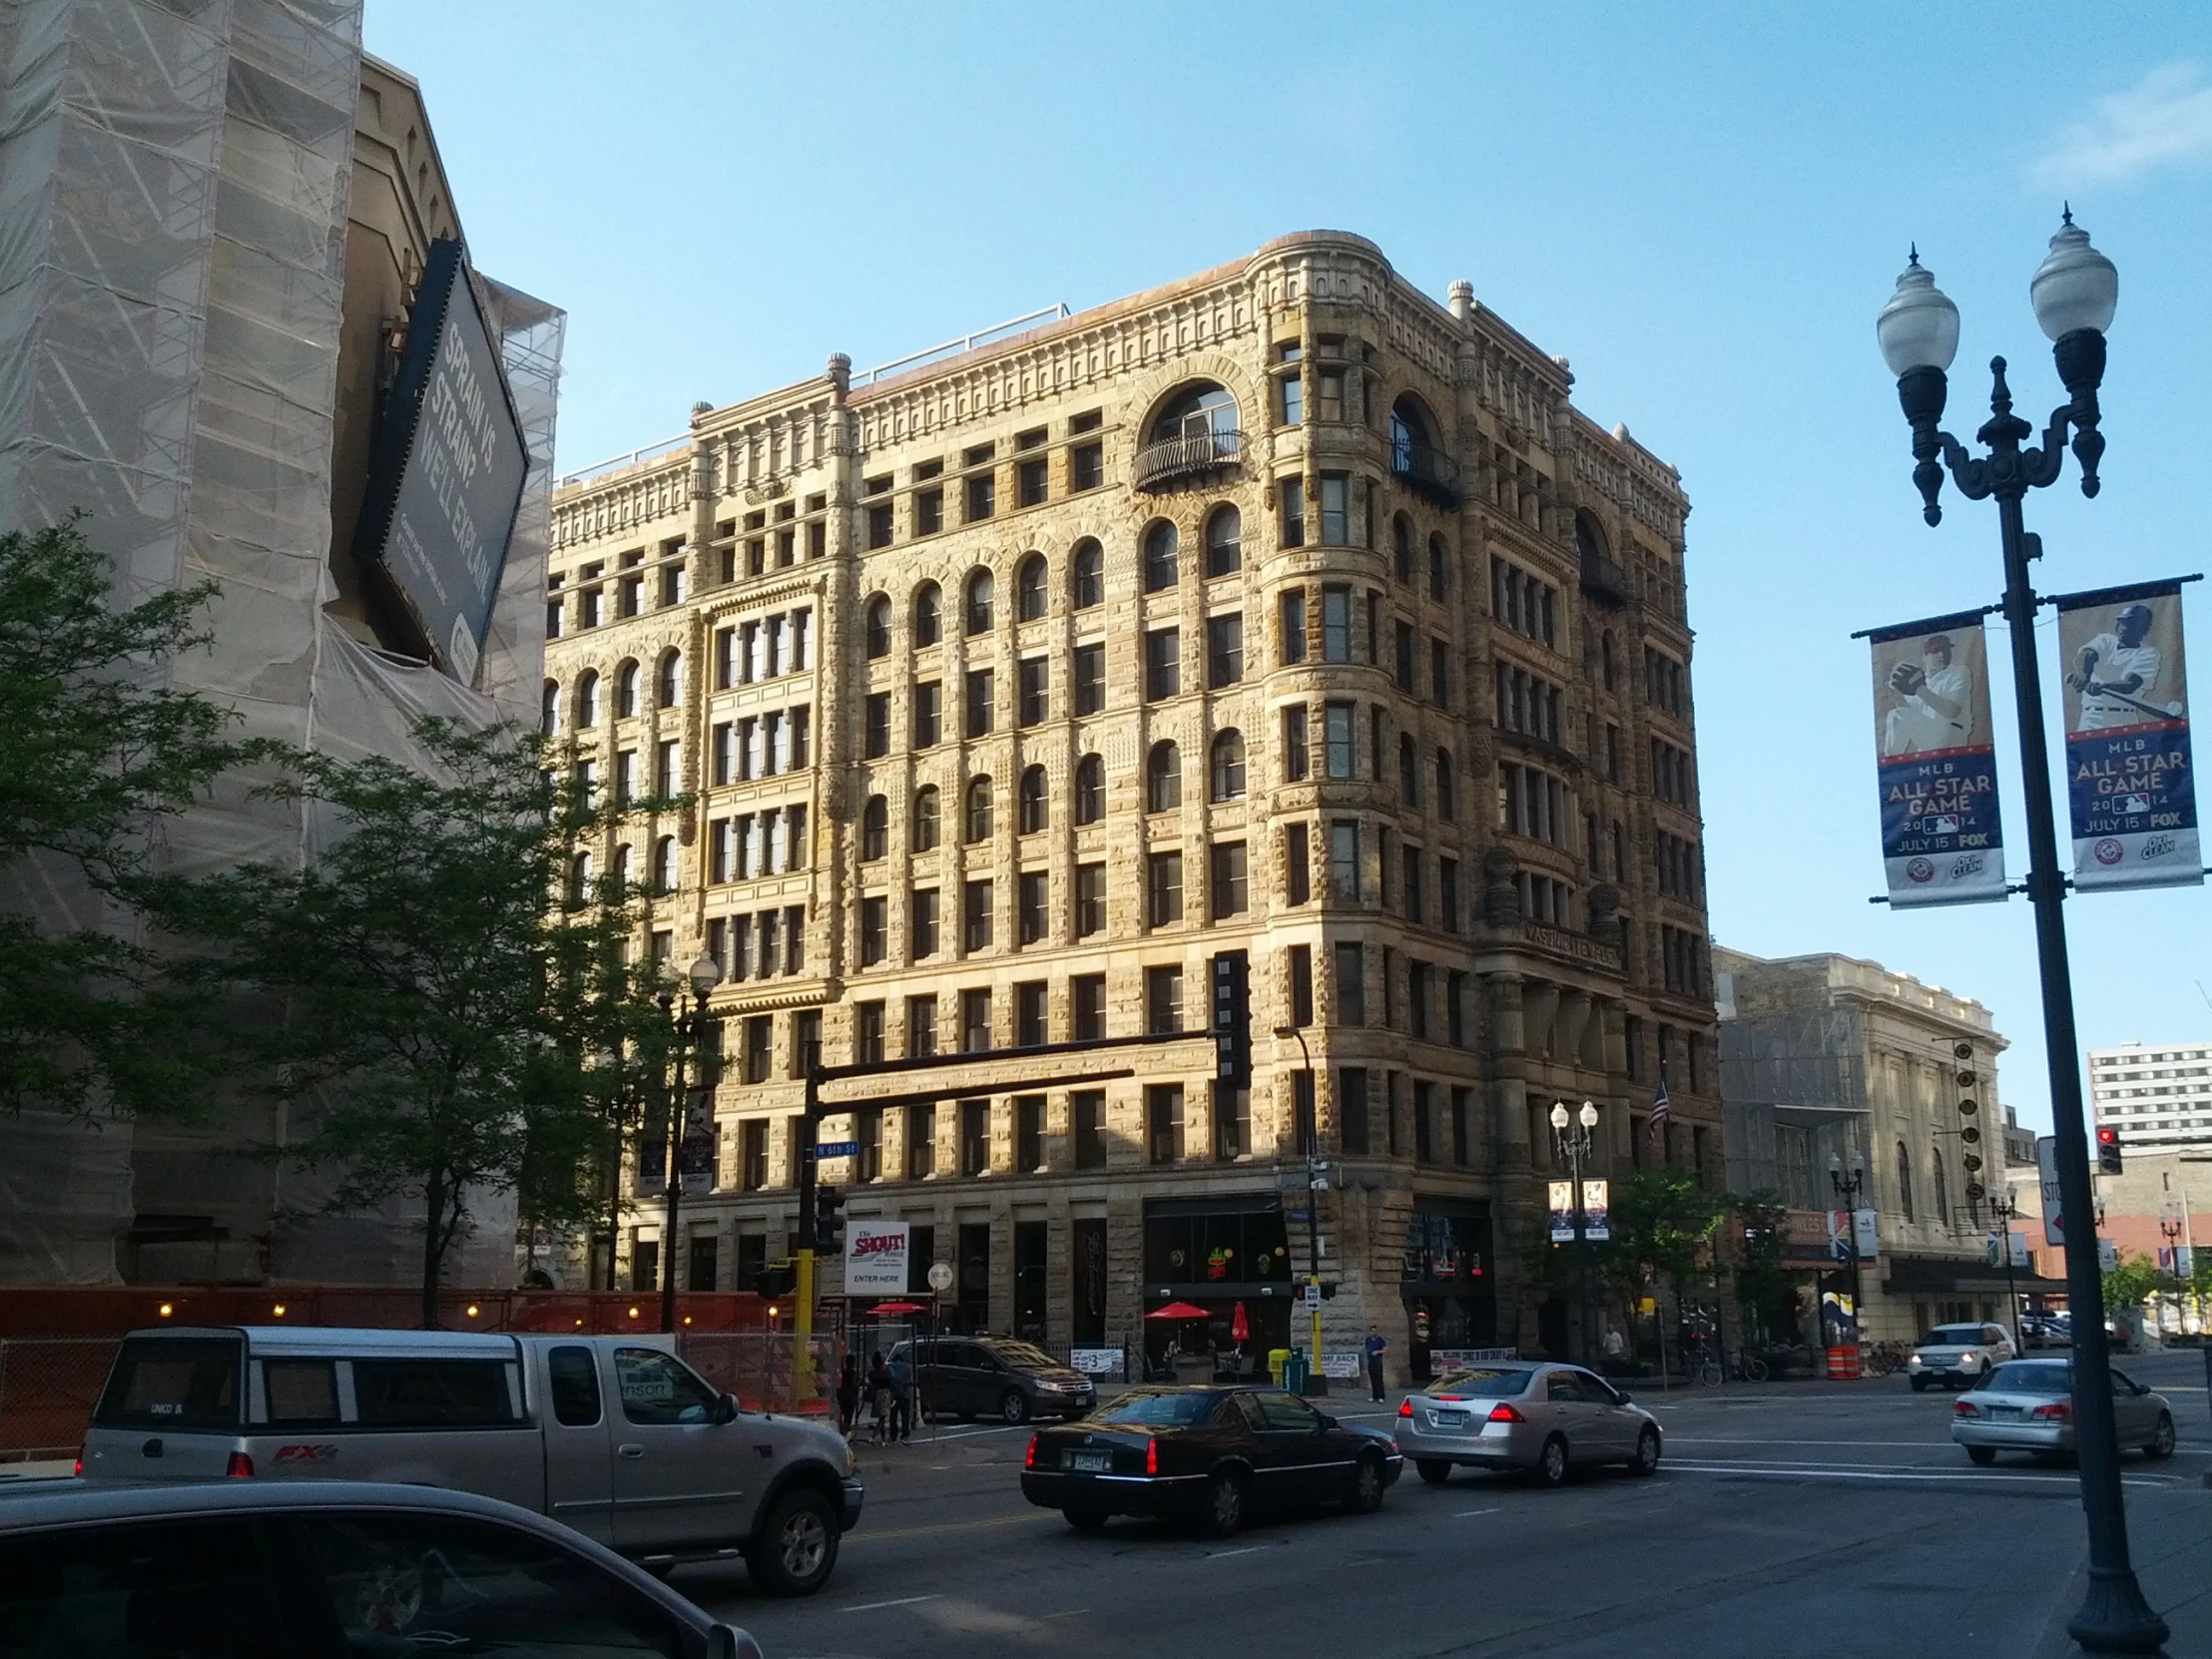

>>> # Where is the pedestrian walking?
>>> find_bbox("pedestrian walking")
[1602,1325,1626,1367]
[835,1353,860,1436]
[1365,1325,1387,1401]
[890,1363,913,1442]
[866,1352,892,1445]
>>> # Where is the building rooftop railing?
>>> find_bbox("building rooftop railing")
[1134,427,1243,491]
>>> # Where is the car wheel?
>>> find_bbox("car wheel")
[1533,1435,1569,1489]
[1965,1445,1996,1466]
[1910,1377,1929,1392]
[1345,1452,1386,1514]
[1000,1389,1031,1425]
[1415,1458,1452,1486]
[1199,1469,1247,1538]
[1063,1507,1110,1532]
[745,1487,840,1597]
[2145,1413,2176,1461]
[1630,1426,1660,1477]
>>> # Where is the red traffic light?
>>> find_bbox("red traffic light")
[2096,1126,2117,1146]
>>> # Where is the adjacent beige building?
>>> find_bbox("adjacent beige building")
[544,232,1716,1376]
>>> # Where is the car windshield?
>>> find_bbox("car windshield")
[1425,1368,1533,1397]
[984,1342,1059,1371]
[1091,1391,1216,1426]
[1979,1363,2071,1394]
[1920,1327,1983,1347]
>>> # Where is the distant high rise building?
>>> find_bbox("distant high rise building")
[2088,1041,2212,1155]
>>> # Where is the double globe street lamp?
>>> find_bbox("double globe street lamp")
[657,951,724,1334]
[1875,214,2162,1653]
[1550,1101,1601,1366]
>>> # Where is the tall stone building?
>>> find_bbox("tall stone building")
[543,232,1714,1374]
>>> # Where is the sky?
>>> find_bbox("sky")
[362,2,2212,1133]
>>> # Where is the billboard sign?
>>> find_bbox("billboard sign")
[354,237,530,685]
[1868,612,2006,904]
[843,1221,911,1296]
[2054,579,2199,891]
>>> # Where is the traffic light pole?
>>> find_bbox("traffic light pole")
[793,1062,819,1408]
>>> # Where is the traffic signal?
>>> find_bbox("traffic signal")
[815,1185,846,1255]
[2097,1125,2123,1176]
[755,1260,797,1299]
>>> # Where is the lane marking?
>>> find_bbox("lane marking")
[1207,1544,1266,1559]
[840,1593,940,1613]
[1454,1506,1501,1517]
[1665,1458,2174,1488]
[1044,1609,1090,1621]
[1669,1437,1954,1447]
[856,1512,1042,1542]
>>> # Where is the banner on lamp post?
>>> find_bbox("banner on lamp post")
[1581,1179,1610,1242]
[1547,1181,1575,1244]
[2054,579,2199,891]
[1868,613,2006,905]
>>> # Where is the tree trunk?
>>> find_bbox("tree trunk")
[421,1166,446,1330]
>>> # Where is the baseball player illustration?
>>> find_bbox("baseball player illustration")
[2067,602,2178,731]
[1882,632,1974,756]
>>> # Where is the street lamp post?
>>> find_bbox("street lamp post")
[1876,214,2163,1652]
[1828,1152,1868,1361]
[2159,1205,2185,1341]
[1550,1101,1601,1366]
[1991,1191,2024,1353]
[658,952,723,1335]
[1274,1025,1325,1386]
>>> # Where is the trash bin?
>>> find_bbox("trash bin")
[1268,1348,1292,1387]
[1283,1350,1310,1394]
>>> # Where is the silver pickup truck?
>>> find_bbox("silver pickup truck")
[79,1325,863,1596]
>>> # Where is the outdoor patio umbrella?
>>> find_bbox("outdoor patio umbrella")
[1231,1303,1251,1345]
[1144,1301,1212,1321]
[868,1301,928,1316]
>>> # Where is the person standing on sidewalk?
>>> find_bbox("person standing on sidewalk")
[1365,1326,1387,1401]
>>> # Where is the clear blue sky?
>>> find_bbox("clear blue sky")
[364,2,2212,1132]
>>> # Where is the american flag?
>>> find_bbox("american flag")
[1648,1079,1671,1140]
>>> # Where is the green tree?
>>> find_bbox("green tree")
[1730,1192,1799,1347]
[1594,1170,1733,1360]
[159,718,657,1326]
[2101,1249,2161,1315]
[0,520,252,1117]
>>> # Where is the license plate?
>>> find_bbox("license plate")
[1067,1450,1111,1472]
[1432,1410,1468,1428]
[1988,1405,2021,1418]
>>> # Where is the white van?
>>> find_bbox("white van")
[79,1326,862,1596]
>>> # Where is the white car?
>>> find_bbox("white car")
[1907,1322,2017,1391]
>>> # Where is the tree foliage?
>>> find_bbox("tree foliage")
[0,520,253,1116]
[1595,1170,1733,1304]
[1731,1191,1800,1344]
[2101,1249,2161,1314]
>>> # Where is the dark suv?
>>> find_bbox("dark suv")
[889,1338,1096,1423]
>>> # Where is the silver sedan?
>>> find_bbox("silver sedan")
[1393,1361,1661,1488]
[1950,1359,2177,1465]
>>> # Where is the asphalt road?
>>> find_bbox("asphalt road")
[682,1349,2212,1659]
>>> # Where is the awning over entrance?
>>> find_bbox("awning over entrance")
[1880,1254,2067,1299]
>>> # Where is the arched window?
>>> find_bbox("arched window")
[1071,539,1104,610]
[575,670,600,728]
[1019,765,1048,833]
[1142,520,1179,594]
[567,851,593,905]
[616,661,641,718]
[650,835,675,891]
[1147,741,1182,813]
[540,680,561,737]
[1895,1142,1916,1222]
[1436,749,1456,820]
[864,595,892,659]
[1392,514,1413,584]
[861,795,888,860]
[1932,1150,1950,1228]
[914,582,941,647]
[656,649,683,709]
[1389,394,1434,471]
[1075,754,1105,825]
[964,777,993,842]
[964,568,993,636]
[1204,506,1242,577]
[1428,533,1448,601]
[1574,509,1609,565]
[912,786,940,852]
[1149,381,1239,444]
[609,843,632,897]
[1016,554,1048,622]
[1210,730,1246,802]
[1398,733,1419,806]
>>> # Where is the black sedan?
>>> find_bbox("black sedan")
[1020,1385,1401,1537]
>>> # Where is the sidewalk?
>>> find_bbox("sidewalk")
[2032,1476,2212,1657]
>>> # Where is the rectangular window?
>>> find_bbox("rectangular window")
[958,1099,989,1175]
[864,693,889,760]
[1403,847,1424,925]
[655,741,679,799]
[1414,1080,1435,1163]
[1207,613,1243,689]
[962,877,993,951]
[1447,970,1467,1047]
[1016,1095,1045,1171]
[1015,980,1047,1047]
[1325,701,1356,779]
[854,1000,885,1065]
[965,472,994,522]
[1316,368,1344,423]
[1336,942,1366,1026]
[860,895,886,965]
[743,1015,773,1085]
[915,487,943,535]
[1018,657,1047,726]
[1322,585,1352,662]
[911,887,940,958]
[1074,643,1104,715]
[1439,856,1459,933]
[1394,620,1415,691]
[866,502,893,548]
[913,681,941,748]
[1146,963,1184,1034]
[1148,1084,1185,1164]
[715,626,737,690]
[961,986,992,1052]
[1339,1067,1370,1155]
[1019,869,1047,944]
[1073,1090,1107,1170]
[1280,475,1305,546]
[1215,1082,1251,1161]
[1430,639,1449,706]
[711,724,734,788]
[1073,972,1106,1040]
[906,994,938,1060]
[964,669,994,738]
[1018,455,1049,507]
[1148,850,1183,926]
[1289,943,1314,1026]
[708,818,732,884]
[1330,819,1360,898]
[1319,473,1350,545]
[1075,861,1106,937]
[1279,587,1307,664]
[1278,352,1303,424]
[1407,960,1430,1041]
[906,1100,936,1177]
[1070,441,1103,492]
[1210,840,1248,918]
[1144,628,1180,702]
[1283,704,1310,782]
[1286,821,1311,904]
[793,1005,821,1075]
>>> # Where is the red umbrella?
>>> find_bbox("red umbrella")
[1145,1301,1212,1321]
[868,1301,927,1316]
[1231,1303,1251,1345]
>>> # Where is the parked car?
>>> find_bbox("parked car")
[0,1478,763,1657]
[888,1337,1096,1423]
[1392,1361,1661,1487]
[1950,1359,2176,1464]
[1019,1385,1400,1536]
[79,1325,862,1595]
[2018,1312,2069,1350]
[1906,1323,2016,1390]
